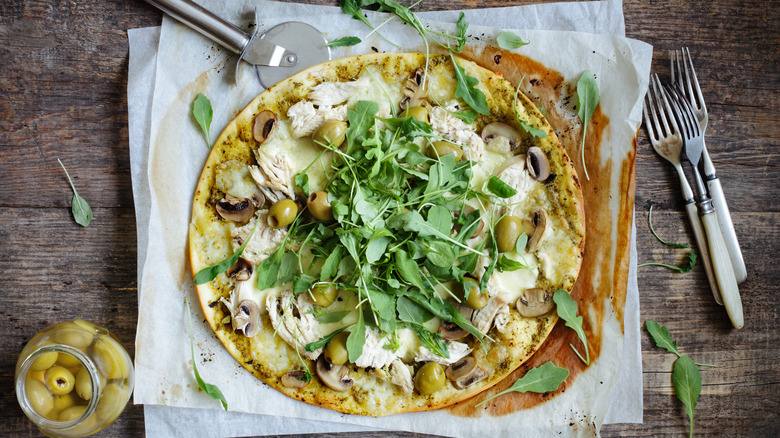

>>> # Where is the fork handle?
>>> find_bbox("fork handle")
[701,210,744,329]
[706,176,748,283]
[685,200,723,305]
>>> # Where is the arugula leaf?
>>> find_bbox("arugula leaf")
[395,249,423,289]
[410,324,449,358]
[293,273,317,294]
[192,93,213,147]
[294,172,310,197]
[396,295,433,324]
[498,255,527,272]
[638,250,697,273]
[255,247,283,290]
[486,176,518,198]
[515,233,528,253]
[647,205,690,248]
[379,116,434,139]
[347,309,366,362]
[366,236,391,264]
[305,326,348,352]
[576,71,600,180]
[315,310,352,324]
[451,109,478,124]
[645,320,681,356]
[673,355,701,438]
[194,219,259,285]
[496,32,529,50]
[450,52,490,115]
[325,36,362,47]
[57,159,93,227]
[476,361,569,406]
[424,240,457,267]
[513,84,547,138]
[346,100,379,151]
[185,297,228,410]
[320,246,344,281]
[339,0,399,48]
[553,289,590,365]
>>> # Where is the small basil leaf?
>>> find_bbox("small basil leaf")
[496,32,529,50]
[192,93,213,147]
[486,176,517,198]
[57,159,93,227]
[194,219,259,285]
[325,36,362,47]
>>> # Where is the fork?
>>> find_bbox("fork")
[671,48,747,283]
[644,74,722,306]
[664,83,744,329]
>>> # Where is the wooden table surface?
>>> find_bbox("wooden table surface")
[1,0,777,436]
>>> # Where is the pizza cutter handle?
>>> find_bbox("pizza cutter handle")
[144,0,248,55]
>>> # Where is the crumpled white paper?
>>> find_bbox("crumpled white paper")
[127,1,650,436]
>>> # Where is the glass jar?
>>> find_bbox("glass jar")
[15,319,134,437]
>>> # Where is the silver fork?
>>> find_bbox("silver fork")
[672,48,747,283]
[643,74,722,306]
[664,84,744,329]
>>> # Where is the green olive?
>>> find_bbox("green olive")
[55,326,95,349]
[56,352,82,368]
[463,277,488,310]
[26,378,54,415]
[75,367,93,400]
[58,405,87,422]
[93,339,129,380]
[404,106,429,124]
[427,141,463,162]
[30,351,59,371]
[44,366,75,396]
[495,215,522,252]
[313,120,347,148]
[306,191,334,222]
[310,283,338,307]
[96,383,124,422]
[414,362,446,395]
[52,392,78,412]
[267,199,298,228]
[324,331,350,366]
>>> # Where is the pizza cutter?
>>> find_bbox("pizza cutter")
[143,0,331,87]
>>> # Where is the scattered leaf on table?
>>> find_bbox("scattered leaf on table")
[576,71,600,180]
[57,159,93,227]
[192,93,213,147]
[497,31,530,50]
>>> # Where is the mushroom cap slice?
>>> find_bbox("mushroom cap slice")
[216,196,255,223]
[233,299,261,337]
[516,288,554,318]
[526,209,548,253]
[452,366,488,390]
[438,321,469,341]
[227,257,253,281]
[281,371,310,389]
[400,67,427,110]
[526,146,551,181]
[445,356,476,381]
[253,110,278,144]
[481,122,522,151]
[316,355,354,392]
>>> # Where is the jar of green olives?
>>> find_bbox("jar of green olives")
[14,319,134,437]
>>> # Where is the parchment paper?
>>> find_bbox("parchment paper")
[128,1,650,436]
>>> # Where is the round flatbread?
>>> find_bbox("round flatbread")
[188,53,585,416]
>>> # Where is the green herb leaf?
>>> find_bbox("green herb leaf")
[673,355,701,438]
[496,32,529,50]
[305,326,348,352]
[648,205,690,248]
[255,247,283,290]
[57,159,93,227]
[395,249,423,289]
[315,310,352,324]
[515,233,528,253]
[347,309,366,362]
[325,36,362,47]
[194,219,259,285]
[645,320,681,357]
[410,324,449,358]
[553,289,590,365]
[451,109,478,124]
[486,176,517,198]
[397,296,433,324]
[477,361,569,406]
[294,172,310,197]
[185,297,228,410]
[450,52,490,115]
[498,255,527,272]
[576,71,599,180]
[320,246,344,281]
[513,84,547,138]
[638,250,697,273]
[192,93,213,147]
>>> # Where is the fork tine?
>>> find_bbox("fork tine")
[683,47,707,113]
[671,50,684,88]
[654,75,678,135]
[662,84,690,139]
[667,84,700,137]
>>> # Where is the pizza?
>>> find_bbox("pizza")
[188,52,585,416]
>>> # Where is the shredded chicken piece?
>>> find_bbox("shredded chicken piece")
[471,293,510,335]
[494,159,534,216]
[355,327,397,370]
[429,100,485,161]
[231,211,286,266]
[266,290,322,360]
[494,304,511,334]
[307,77,369,106]
[219,280,259,334]
[250,148,295,201]
[286,100,348,138]
[415,340,471,366]
[388,359,414,394]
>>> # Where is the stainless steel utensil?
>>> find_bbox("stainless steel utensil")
[143,0,330,86]
[671,48,747,283]
[665,84,744,329]
[643,74,722,305]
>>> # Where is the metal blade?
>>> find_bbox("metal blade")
[241,35,296,67]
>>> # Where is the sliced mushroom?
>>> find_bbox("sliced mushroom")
[233,299,261,337]
[445,356,476,381]
[400,67,427,110]
[526,146,550,181]
[216,196,255,223]
[481,122,522,151]
[253,110,278,144]
[227,258,253,281]
[438,321,469,341]
[453,366,488,389]
[516,288,554,317]
[316,355,353,392]
[526,209,548,253]
[281,370,310,389]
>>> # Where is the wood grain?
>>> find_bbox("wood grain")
[0,0,777,437]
